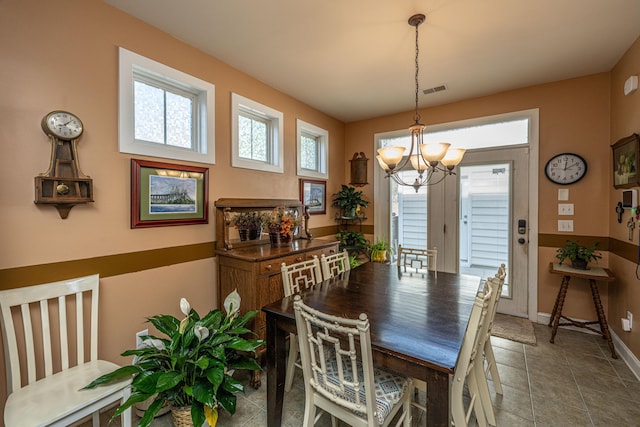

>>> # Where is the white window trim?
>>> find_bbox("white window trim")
[296,119,329,179]
[231,93,284,173]
[118,47,215,164]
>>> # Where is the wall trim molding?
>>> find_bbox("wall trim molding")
[538,234,637,264]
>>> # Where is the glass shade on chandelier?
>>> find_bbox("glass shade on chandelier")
[376,13,465,192]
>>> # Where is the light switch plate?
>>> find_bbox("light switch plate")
[558,220,574,232]
[558,189,569,201]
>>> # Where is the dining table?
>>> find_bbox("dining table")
[262,261,482,427]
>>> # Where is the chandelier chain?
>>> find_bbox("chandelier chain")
[414,20,420,123]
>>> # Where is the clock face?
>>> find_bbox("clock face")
[545,153,587,185]
[42,111,83,140]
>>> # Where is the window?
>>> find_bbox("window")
[231,93,283,173]
[118,47,215,164]
[296,119,328,179]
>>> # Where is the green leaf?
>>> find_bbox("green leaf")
[138,398,168,427]
[82,365,140,389]
[221,376,244,394]
[193,378,215,406]
[191,402,206,427]
[147,314,179,337]
[111,391,154,418]
[156,371,184,392]
[226,337,262,352]
[195,355,209,370]
[228,356,262,371]
[218,390,237,415]
[132,371,162,393]
[206,366,224,394]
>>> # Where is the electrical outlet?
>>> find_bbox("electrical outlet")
[136,329,149,349]
[628,311,633,329]
[558,203,574,215]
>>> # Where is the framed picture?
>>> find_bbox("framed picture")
[612,134,640,189]
[299,179,326,215]
[131,159,209,228]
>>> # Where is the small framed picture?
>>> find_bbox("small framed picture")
[131,159,209,228]
[299,179,326,215]
[612,134,640,189]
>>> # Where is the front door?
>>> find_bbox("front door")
[457,147,529,316]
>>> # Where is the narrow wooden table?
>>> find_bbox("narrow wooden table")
[548,262,617,358]
[262,262,481,427]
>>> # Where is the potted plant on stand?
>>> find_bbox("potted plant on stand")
[331,185,369,218]
[556,240,602,270]
[83,290,263,427]
[368,238,392,263]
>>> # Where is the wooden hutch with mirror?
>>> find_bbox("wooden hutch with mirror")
[214,198,339,387]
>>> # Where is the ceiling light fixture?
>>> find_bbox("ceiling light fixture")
[376,13,465,192]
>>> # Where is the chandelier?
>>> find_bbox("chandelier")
[376,14,465,193]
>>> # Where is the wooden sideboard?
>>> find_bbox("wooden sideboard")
[214,198,339,387]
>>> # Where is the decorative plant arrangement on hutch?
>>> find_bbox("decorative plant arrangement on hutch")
[84,291,263,427]
[214,198,339,388]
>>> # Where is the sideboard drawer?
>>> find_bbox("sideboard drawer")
[306,244,339,260]
[258,253,305,275]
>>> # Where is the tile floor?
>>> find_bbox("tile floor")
[84,323,640,426]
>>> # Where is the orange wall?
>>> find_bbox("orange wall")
[609,36,640,354]
[345,73,611,320]
[0,0,345,417]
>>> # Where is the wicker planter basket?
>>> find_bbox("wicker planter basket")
[171,406,194,427]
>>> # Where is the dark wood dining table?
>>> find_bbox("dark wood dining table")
[262,261,482,427]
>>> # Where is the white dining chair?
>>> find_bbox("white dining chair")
[293,294,412,427]
[320,249,351,279]
[483,264,507,396]
[412,286,494,427]
[0,274,132,427]
[281,256,323,392]
[397,245,437,276]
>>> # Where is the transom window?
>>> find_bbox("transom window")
[232,93,283,173]
[118,47,215,164]
[296,119,328,179]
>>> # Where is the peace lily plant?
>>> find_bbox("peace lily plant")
[84,290,263,427]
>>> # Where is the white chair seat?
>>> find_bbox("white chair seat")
[5,360,131,427]
[317,355,411,425]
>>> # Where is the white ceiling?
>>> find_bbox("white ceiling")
[105,0,640,123]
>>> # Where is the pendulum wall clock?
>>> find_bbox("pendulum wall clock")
[34,110,94,218]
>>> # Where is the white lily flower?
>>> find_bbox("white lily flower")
[224,289,241,316]
[148,338,166,351]
[180,298,191,316]
[179,316,189,334]
[194,325,210,342]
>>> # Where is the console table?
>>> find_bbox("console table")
[214,198,339,387]
[548,262,617,358]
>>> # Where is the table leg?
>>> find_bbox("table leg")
[589,279,618,359]
[266,313,287,427]
[426,370,451,427]
[548,275,568,327]
[550,275,570,343]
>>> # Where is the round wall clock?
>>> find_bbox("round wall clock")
[41,110,83,140]
[544,153,587,185]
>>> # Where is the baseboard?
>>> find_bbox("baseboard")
[536,312,640,382]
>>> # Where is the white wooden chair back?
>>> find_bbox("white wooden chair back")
[281,256,323,297]
[0,275,131,427]
[397,245,437,275]
[451,286,493,427]
[320,249,351,279]
[293,295,412,427]
[482,264,507,398]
